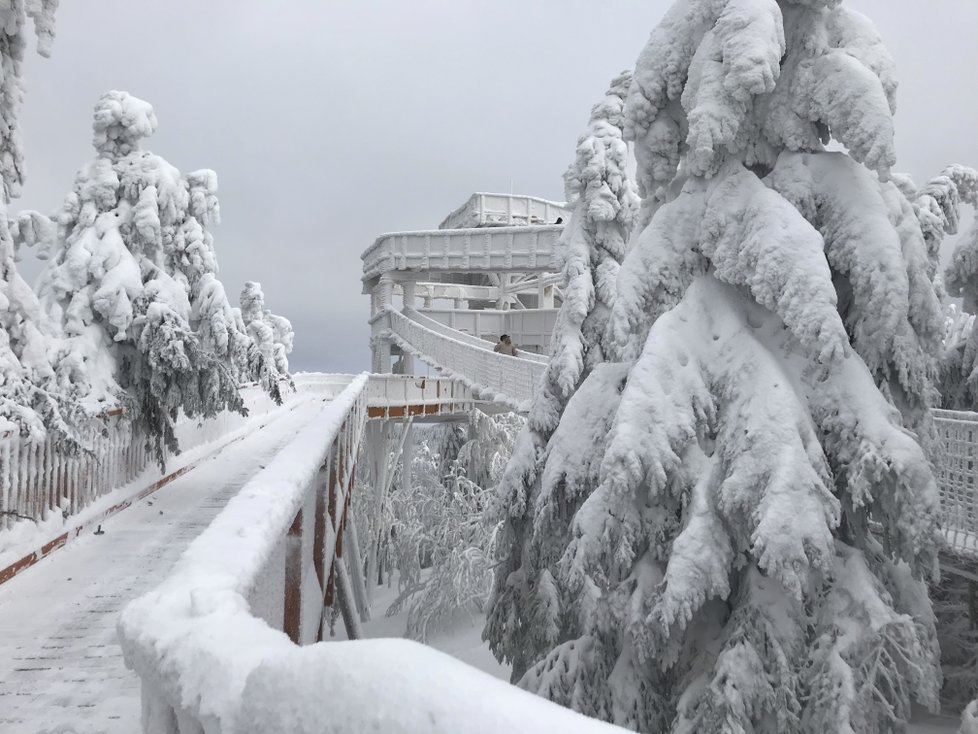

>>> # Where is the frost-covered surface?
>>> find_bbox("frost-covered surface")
[120,373,632,733]
[405,307,549,364]
[388,411,522,642]
[385,307,542,409]
[438,192,570,230]
[486,3,946,732]
[238,638,628,734]
[119,374,366,729]
[35,91,290,464]
[361,224,561,281]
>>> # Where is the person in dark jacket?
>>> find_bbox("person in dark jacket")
[494,334,518,356]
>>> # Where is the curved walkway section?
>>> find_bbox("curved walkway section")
[385,309,545,410]
[404,308,549,364]
[0,396,334,734]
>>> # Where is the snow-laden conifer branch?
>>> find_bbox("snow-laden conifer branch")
[485,71,638,679]
[488,1,945,730]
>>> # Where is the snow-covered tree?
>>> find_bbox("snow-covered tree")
[37,91,252,464]
[389,411,522,642]
[935,167,978,408]
[240,280,293,380]
[0,0,59,201]
[487,3,946,732]
[485,71,639,677]
[0,1,81,445]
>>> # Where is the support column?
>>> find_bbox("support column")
[399,416,414,522]
[371,336,392,374]
[496,274,509,310]
[539,281,554,309]
[402,280,417,311]
[370,275,395,374]
[363,420,390,603]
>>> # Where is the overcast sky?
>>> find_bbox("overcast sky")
[15,1,978,373]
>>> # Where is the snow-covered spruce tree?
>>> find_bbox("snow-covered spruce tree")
[0,1,83,446]
[484,71,639,678]
[935,167,978,409]
[487,3,946,732]
[37,91,254,464]
[240,280,294,381]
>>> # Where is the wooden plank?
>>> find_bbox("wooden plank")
[282,509,303,644]
[0,419,276,588]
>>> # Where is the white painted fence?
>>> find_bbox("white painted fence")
[385,308,545,410]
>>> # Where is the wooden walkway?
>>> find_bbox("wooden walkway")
[0,401,323,734]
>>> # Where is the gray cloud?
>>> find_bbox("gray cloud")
[14,1,978,372]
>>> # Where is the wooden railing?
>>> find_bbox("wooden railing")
[118,375,371,731]
[0,410,146,531]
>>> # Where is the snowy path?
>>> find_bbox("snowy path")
[0,398,328,734]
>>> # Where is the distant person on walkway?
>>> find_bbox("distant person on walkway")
[555,217,563,224]
[494,334,518,356]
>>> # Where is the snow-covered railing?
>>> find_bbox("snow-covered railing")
[384,308,544,409]
[407,308,550,364]
[119,374,372,732]
[438,192,570,230]
[933,409,978,557]
[412,307,553,362]
[119,369,626,734]
[361,224,562,283]
[0,382,294,535]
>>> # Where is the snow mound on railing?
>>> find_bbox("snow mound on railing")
[239,638,627,734]
[118,375,368,730]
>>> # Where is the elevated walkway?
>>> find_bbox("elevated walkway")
[0,396,331,733]
[381,308,546,410]
[361,224,562,288]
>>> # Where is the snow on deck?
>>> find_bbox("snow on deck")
[0,397,330,734]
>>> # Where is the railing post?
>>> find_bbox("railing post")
[283,507,303,644]
[363,420,390,603]
[313,461,329,642]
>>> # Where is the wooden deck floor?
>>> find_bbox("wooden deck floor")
[0,401,322,734]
